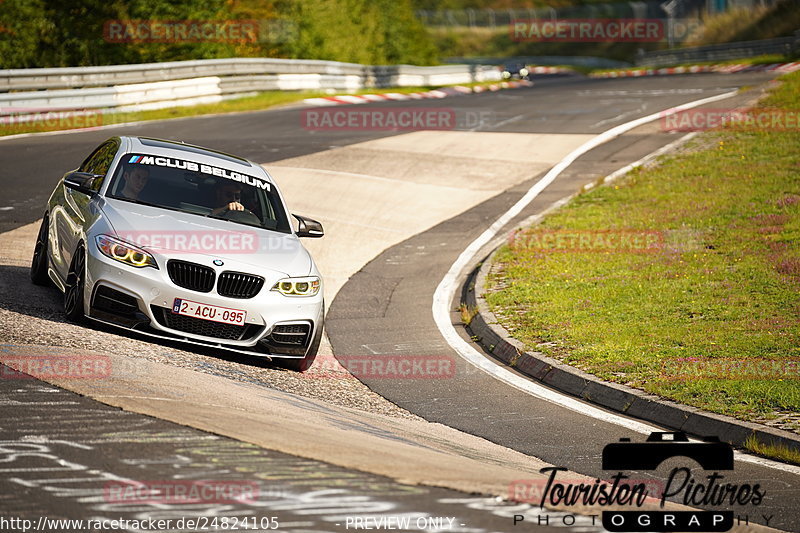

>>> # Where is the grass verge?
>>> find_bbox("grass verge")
[0,90,316,137]
[459,304,479,326]
[0,82,510,138]
[589,54,797,76]
[744,434,800,465]
[485,71,800,439]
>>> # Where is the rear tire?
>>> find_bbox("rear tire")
[30,216,50,286]
[64,246,86,322]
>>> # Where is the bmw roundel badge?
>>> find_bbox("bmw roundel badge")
[213,259,224,266]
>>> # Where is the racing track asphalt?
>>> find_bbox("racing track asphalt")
[0,100,404,233]
[324,72,800,532]
[0,360,582,533]
[0,73,764,233]
[1,72,797,531]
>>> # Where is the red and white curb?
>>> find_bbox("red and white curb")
[303,80,533,106]
[590,61,800,78]
[527,66,573,74]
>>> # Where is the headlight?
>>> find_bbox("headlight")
[96,235,158,269]
[271,276,320,297]
[520,68,529,76]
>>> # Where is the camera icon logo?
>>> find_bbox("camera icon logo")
[602,431,734,471]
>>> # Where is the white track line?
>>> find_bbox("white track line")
[433,89,800,475]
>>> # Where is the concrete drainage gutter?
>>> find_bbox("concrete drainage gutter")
[463,247,800,456]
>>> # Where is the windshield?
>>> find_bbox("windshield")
[107,153,291,233]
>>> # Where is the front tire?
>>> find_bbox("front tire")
[30,216,51,286]
[64,246,86,322]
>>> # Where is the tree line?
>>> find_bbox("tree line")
[0,0,438,68]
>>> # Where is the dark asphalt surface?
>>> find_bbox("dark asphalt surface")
[0,73,753,233]
[0,362,585,533]
[0,103,396,233]
[2,71,797,531]
[324,72,800,532]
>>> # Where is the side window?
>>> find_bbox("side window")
[79,142,118,191]
[94,143,117,177]
[79,143,106,173]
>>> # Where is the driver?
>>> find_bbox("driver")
[210,181,246,216]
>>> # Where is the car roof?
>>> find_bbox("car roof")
[122,136,258,170]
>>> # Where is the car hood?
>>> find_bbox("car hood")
[99,199,312,277]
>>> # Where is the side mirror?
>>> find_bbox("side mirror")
[293,214,324,238]
[64,171,101,195]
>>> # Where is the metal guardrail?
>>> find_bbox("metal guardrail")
[636,32,800,67]
[0,58,367,92]
[0,58,502,116]
[0,59,500,92]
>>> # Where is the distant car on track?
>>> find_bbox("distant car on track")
[501,62,530,80]
[30,136,325,371]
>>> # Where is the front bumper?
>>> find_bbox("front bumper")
[83,248,324,359]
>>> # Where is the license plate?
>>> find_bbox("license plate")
[172,298,247,326]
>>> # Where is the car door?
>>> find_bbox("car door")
[54,140,118,279]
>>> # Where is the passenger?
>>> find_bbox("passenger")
[119,167,150,200]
